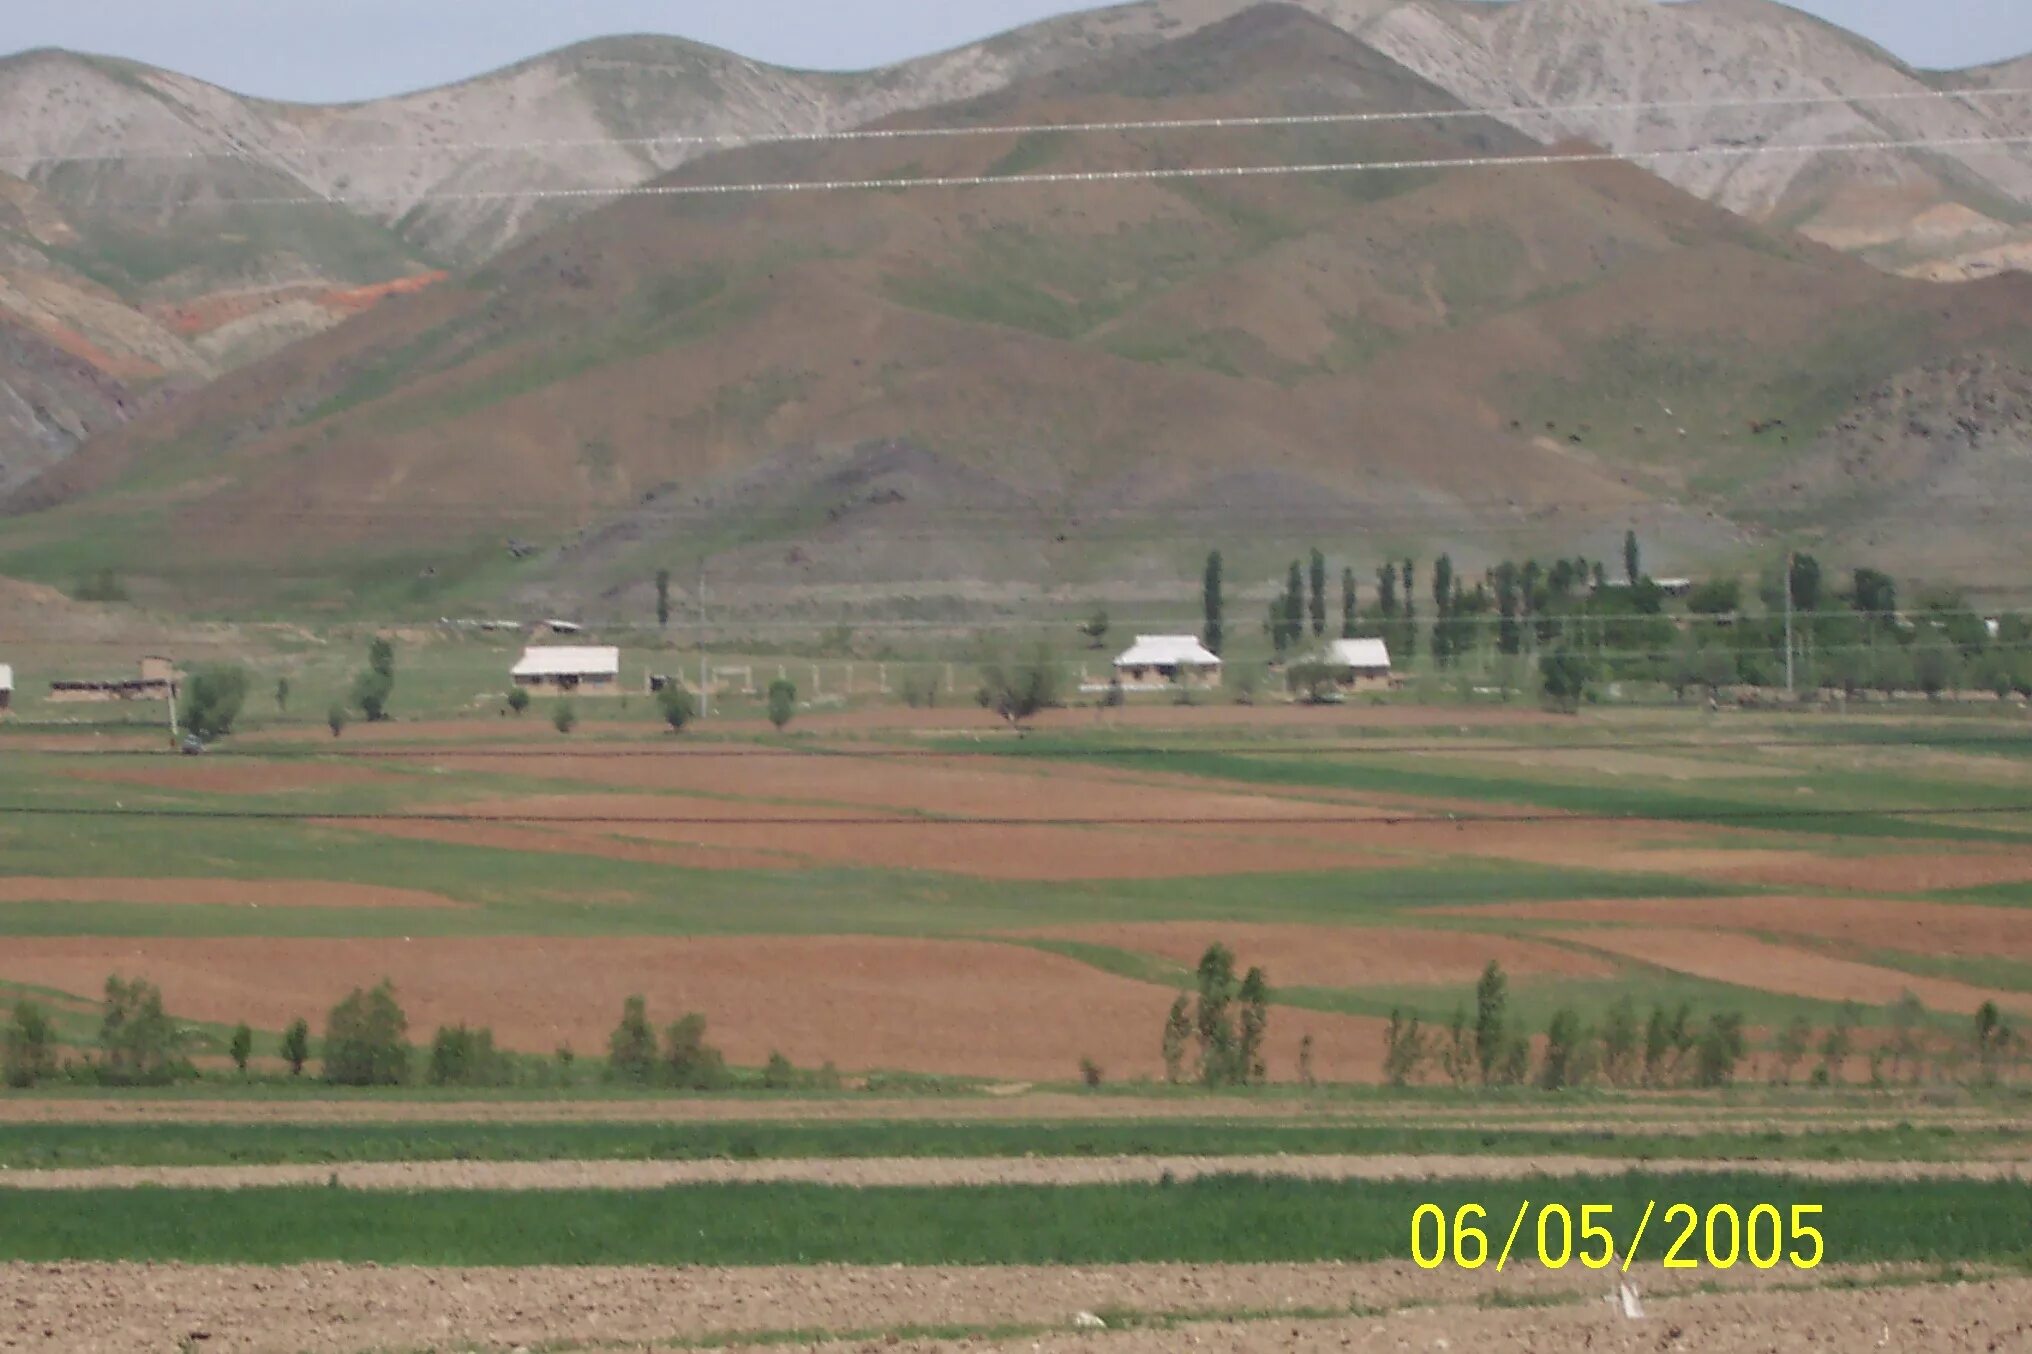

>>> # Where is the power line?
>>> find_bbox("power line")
[16,84,2032,165]
[0,802,2025,828]
[77,132,2032,209]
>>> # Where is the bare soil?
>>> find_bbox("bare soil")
[0,1260,1973,1354]
[58,762,390,794]
[0,935,1388,1080]
[1017,923,1616,987]
[0,877,464,910]
[6,1153,2027,1192]
[1452,895,2032,960]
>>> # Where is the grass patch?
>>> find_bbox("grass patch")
[0,1175,2023,1266]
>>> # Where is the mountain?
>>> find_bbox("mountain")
[12,5,2031,615]
[3,0,2029,488]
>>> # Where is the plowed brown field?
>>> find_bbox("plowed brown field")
[1449,895,2032,958]
[0,935,1388,1079]
[0,877,464,910]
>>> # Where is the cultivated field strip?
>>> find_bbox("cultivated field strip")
[0,1260,1981,1354]
[8,1153,2030,1191]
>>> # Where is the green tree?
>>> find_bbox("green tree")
[1236,966,1270,1084]
[1193,943,1239,1086]
[99,975,185,1086]
[1282,561,1306,653]
[1308,549,1327,639]
[179,666,250,741]
[428,1024,506,1087]
[322,981,410,1086]
[1161,995,1192,1085]
[1473,961,1508,1087]
[327,704,348,738]
[1340,567,1359,639]
[1538,646,1593,713]
[764,1050,796,1090]
[368,637,395,679]
[767,678,797,730]
[608,995,657,1083]
[1430,555,1455,667]
[229,1023,253,1075]
[1078,609,1110,650]
[1912,633,1964,700]
[1624,529,1640,586]
[1383,1008,1428,1087]
[655,568,672,629]
[507,686,531,716]
[552,700,577,734]
[353,638,396,721]
[1440,1005,1473,1087]
[1686,578,1741,616]
[1284,659,1339,705]
[281,1018,310,1077]
[1773,1016,1812,1086]
[1692,1012,1747,1087]
[663,1012,729,1089]
[1202,551,1224,656]
[1539,1007,1583,1090]
[274,677,290,714]
[2,1001,56,1089]
[976,645,1061,729]
[1974,1000,2012,1086]
[1818,1003,1859,1085]
[1852,568,1898,622]
[656,682,694,732]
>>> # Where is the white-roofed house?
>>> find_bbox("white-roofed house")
[1113,635,1222,691]
[1324,637,1395,691]
[0,663,12,713]
[511,645,622,694]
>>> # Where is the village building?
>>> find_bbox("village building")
[511,645,621,694]
[1112,635,1222,690]
[1323,637,1396,691]
[48,656,180,704]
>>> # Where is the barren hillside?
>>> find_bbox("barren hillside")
[11,6,2029,615]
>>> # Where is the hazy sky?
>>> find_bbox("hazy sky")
[8,0,2031,104]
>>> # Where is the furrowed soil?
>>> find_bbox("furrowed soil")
[0,935,1390,1079]
[0,1259,1971,1354]
[6,1153,2028,1191]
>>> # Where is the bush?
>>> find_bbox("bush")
[352,668,393,722]
[976,645,1062,728]
[98,975,188,1086]
[1284,660,1339,705]
[767,678,797,731]
[1538,1007,1584,1090]
[608,996,657,1083]
[327,705,348,738]
[1079,1057,1104,1089]
[552,700,577,734]
[1539,647,1593,713]
[428,1024,510,1087]
[322,981,410,1086]
[282,1018,310,1076]
[179,666,250,741]
[663,1012,729,1089]
[1693,1012,1747,1088]
[229,1023,253,1075]
[763,1050,796,1089]
[507,687,531,716]
[656,683,694,733]
[73,568,129,603]
[3,1001,56,1089]
[1382,1008,1427,1087]
[899,671,941,709]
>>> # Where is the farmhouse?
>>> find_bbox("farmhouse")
[48,656,180,704]
[512,645,621,694]
[1324,637,1395,690]
[1113,635,1222,690]
[0,663,12,713]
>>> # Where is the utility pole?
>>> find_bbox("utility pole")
[697,561,709,721]
[1783,550,1795,697]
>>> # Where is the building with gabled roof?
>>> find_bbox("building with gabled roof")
[1113,635,1222,689]
[511,645,621,693]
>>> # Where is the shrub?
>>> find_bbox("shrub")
[3,1001,56,1089]
[1693,1012,1747,1088]
[322,981,410,1086]
[1284,660,1339,705]
[763,1050,796,1090]
[282,1018,310,1076]
[1538,1007,1583,1090]
[662,1012,728,1090]
[1539,647,1593,713]
[552,700,577,734]
[608,996,657,1083]
[507,687,531,716]
[656,683,694,732]
[1160,995,1191,1085]
[1772,1015,1813,1086]
[351,669,393,722]
[1079,1057,1104,1089]
[767,678,797,731]
[976,644,1062,728]
[1974,1001,2012,1086]
[899,671,940,709]
[228,1023,253,1075]
[1297,1032,1316,1089]
[428,1024,509,1087]
[327,705,348,738]
[1382,1008,1427,1087]
[98,975,187,1086]
[179,666,250,741]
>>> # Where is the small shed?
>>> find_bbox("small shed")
[1324,637,1394,690]
[1113,635,1222,689]
[512,645,621,694]
[0,663,12,713]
